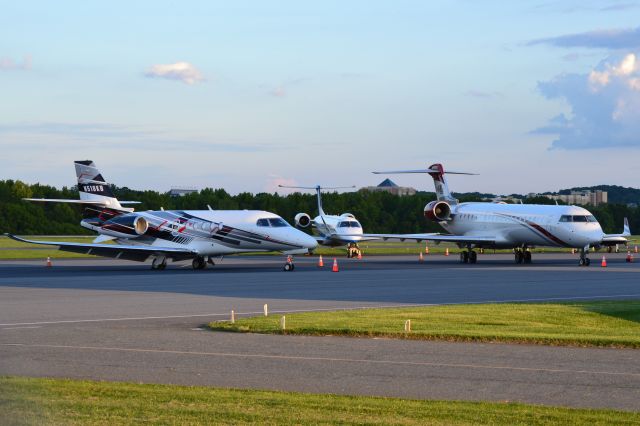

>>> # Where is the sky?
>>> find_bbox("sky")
[1,0,640,196]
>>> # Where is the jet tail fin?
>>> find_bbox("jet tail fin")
[373,163,476,204]
[73,160,139,210]
[23,161,137,212]
[623,217,631,236]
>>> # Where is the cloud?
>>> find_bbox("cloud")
[528,26,640,50]
[0,121,285,153]
[531,53,640,149]
[0,55,31,71]
[144,61,205,85]
[270,86,286,98]
[600,2,639,11]
[464,90,503,99]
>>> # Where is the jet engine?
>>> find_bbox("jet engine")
[101,214,149,236]
[424,200,451,222]
[294,213,312,228]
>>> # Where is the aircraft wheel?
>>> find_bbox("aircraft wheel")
[515,252,523,264]
[460,251,469,264]
[524,251,532,264]
[283,262,294,271]
[192,257,206,270]
[152,258,165,270]
[585,257,591,266]
[469,251,477,264]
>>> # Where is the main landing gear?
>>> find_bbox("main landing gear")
[514,248,532,264]
[578,246,591,267]
[347,243,362,258]
[151,256,167,270]
[192,256,207,270]
[459,249,478,264]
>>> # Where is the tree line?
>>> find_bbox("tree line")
[0,179,637,235]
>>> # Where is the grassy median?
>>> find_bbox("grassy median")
[1,376,638,425]
[209,301,640,348]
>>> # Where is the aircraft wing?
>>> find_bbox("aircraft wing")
[313,234,381,245]
[600,218,631,246]
[363,233,497,244]
[23,198,106,205]
[6,234,197,262]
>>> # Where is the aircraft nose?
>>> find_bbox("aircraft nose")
[302,233,318,250]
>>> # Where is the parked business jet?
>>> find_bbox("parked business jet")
[8,161,317,270]
[279,185,379,257]
[372,164,630,266]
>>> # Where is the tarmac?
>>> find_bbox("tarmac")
[1,253,639,410]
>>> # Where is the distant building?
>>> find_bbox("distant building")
[531,190,608,206]
[169,187,198,197]
[360,179,416,196]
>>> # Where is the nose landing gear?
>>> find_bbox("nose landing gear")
[347,243,362,258]
[283,255,295,271]
[578,246,591,266]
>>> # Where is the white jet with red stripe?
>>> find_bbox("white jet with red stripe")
[370,163,629,266]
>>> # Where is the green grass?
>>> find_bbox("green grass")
[210,301,640,348]
[1,235,638,260]
[1,377,638,425]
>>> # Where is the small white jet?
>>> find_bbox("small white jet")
[279,185,378,257]
[8,161,317,270]
[371,163,630,266]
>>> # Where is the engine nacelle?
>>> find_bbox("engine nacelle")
[294,213,311,228]
[101,214,149,236]
[424,201,451,222]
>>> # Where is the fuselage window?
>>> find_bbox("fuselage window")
[268,218,289,227]
[256,218,270,227]
[559,215,572,222]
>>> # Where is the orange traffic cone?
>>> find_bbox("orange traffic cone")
[626,251,633,263]
[601,256,607,268]
[332,258,339,272]
[357,251,362,260]
[318,255,324,267]
[445,248,449,256]
[46,257,52,267]
[419,251,424,262]
[424,245,429,254]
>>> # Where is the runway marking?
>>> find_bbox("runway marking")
[3,342,639,379]
[1,326,41,330]
[2,293,640,327]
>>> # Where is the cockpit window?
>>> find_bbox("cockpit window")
[339,221,361,228]
[587,215,598,222]
[257,217,290,227]
[268,218,289,227]
[559,215,572,222]
[572,215,588,222]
